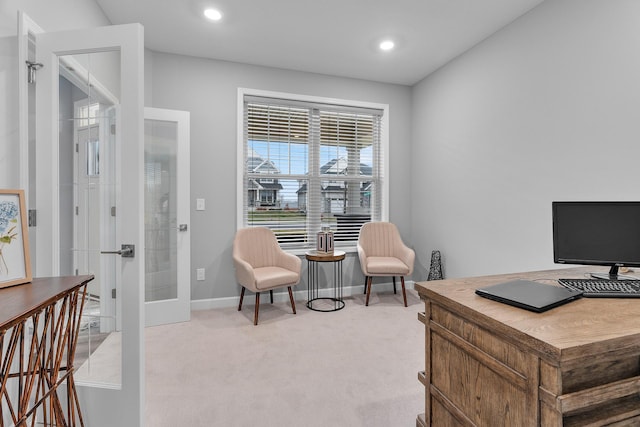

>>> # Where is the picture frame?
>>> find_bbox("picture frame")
[0,189,32,289]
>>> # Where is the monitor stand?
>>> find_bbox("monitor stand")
[590,265,637,280]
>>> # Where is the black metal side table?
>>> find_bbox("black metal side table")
[305,250,346,312]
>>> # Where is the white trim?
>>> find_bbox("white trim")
[236,89,245,229]
[236,87,391,230]
[191,280,415,311]
[381,110,389,221]
[18,12,44,195]
[239,88,389,113]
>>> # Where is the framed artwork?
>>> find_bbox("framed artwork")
[0,189,32,288]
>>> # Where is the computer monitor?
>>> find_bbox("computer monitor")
[552,201,640,280]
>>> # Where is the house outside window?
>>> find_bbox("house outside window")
[237,89,389,251]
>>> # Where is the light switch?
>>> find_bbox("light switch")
[196,198,205,211]
[196,268,205,281]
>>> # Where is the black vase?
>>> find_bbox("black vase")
[427,250,443,281]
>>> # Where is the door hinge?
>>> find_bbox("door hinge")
[110,124,116,135]
[28,209,36,227]
[75,143,79,153]
[75,206,79,215]
[26,60,43,84]
[111,206,116,217]
[111,288,116,299]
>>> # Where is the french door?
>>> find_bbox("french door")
[144,107,191,327]
[33,23,145,426]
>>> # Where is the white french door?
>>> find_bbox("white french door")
[144,107,191,327]
[33,23,145,426]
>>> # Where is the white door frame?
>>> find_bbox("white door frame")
[33,23,145,426]
[144,107,191,327]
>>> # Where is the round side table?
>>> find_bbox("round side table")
[305,250,346,312]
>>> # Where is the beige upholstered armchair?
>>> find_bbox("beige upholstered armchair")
[233,227,301,325]
[357,222,415,307]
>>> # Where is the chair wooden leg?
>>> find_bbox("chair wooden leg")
[254,292,260,325]
[238,287,245,311]
[401,276,407,307]
[363,276,368,294]
[365,276,373,306]
[288,287,296,314]
[393,276,397,294]
[270,290,274,304]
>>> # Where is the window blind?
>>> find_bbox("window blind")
[242,96,384,250]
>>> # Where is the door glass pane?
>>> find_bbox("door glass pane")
[144,119,178,302]
[57,51,122,387]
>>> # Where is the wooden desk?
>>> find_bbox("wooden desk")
[1,275,93,427]
[414,268,640,426]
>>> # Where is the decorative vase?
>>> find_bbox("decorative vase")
[316,229,334,253]
[428,250,443,280]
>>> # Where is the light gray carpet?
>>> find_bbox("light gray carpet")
[145,289,425,427]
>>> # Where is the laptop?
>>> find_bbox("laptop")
[475,279,583,312]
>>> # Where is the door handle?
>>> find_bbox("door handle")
[179,224,188,232]
[101,244,135,258]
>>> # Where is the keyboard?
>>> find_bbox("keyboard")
[558,278,640,298]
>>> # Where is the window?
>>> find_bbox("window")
[238,89,388,251]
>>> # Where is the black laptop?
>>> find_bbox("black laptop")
[475,279,583,312]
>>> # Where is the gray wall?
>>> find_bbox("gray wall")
[411,0,640,279]
[5,0,640,303]
[148,52,413,302]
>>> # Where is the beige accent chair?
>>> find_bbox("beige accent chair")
[233,227,301,325]
[357,222,415,307]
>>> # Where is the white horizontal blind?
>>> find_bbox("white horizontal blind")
[243,96,383,249]
[317,110,381,242]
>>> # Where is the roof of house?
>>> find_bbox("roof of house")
[297,157,373,194]
[248,179,283,190]
[320,157,373,176]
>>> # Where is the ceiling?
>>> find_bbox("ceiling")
[96,0,544,86]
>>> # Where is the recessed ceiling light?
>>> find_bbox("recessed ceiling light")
[379,40,395,51]
[204,8,223,21]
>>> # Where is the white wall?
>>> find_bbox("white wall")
[411,0,640,279]
[148,52,413,301]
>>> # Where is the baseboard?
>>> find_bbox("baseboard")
[191,280,416,311]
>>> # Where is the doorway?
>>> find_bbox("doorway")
[144,107,191,327]
[27,21,145,426]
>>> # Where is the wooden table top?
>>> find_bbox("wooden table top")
[415,267,640,362]
[0,275,94,331]
[305,250,346,262]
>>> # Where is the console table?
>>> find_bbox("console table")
[0,275,93,427]
[415,267,640,426]
[305,250,346,312]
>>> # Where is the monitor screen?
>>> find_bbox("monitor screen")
[552,201,640,277]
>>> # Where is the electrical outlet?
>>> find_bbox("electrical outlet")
[196,268,205,281]
[196,198,205,211]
